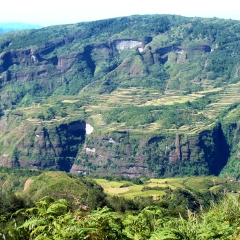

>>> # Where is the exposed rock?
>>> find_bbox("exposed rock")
[23,179,33,191]
[0,119,86,171]
[0,155,12,167]
[86,147,96,153]
[70,163,90,175]
[112,40,142,51]
[86,123,94,134]
[175,134,181,160]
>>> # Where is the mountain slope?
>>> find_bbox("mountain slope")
[0,15,240,178]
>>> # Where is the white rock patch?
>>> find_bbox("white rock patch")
[109,138,116,143]
[115,40,142,51]
[86,147,96,153]
[31,54,38,63]
[86,123,94,135]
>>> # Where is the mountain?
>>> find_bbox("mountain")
[0,15,240,178]
[0,22,41,34]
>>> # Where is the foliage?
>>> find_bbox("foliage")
[151,194,240,239]
[1,194,240,239]
[103,100,209,129]
[1,197,129,240]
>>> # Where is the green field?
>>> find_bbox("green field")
[95,176,232,199]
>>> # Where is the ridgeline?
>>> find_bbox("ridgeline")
[0,15,240,178]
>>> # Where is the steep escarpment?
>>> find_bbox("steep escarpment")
[218,105,240,179]
[0,107,231,178]
[0,116,86,171]
[0,15,240,177]
[71,124,230,177]
[0,38,146,106]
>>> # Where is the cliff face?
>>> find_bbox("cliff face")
[0,38,145,107]
[0,37,215,177]
[0,46,83,82]
[0,117,86,171]
[0,39,143,82]
[0,113,230,178]
[219,121,240,179]
[0,37,211,107]
[70,125,229,177]
[0,15,240,178]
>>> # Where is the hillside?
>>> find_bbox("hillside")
[1,169,240,239]
[0,15,240,178]
[1,167,239,213]
[0,168,106,206]
[94,176,240,199]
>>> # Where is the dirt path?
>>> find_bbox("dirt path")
[24,179,33,191]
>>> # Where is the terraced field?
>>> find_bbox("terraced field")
[83,84,239,134]
[8,81,240,137]
[204,82,240,118]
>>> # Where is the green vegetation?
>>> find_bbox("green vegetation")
[2,194,240,239]
[0,169,240,239]
[94,176,237,202]
[2,14,240,239]
[0,14,240,178]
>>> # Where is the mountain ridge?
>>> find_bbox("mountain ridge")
[0,14,240,178]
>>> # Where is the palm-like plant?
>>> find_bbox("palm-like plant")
[123,206,167,239]
[151,194,240,240]
[3,194,240,240]
[5,197,129,240]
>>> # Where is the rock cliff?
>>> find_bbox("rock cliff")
[0,15,240,178]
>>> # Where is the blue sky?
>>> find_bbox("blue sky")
[1,0,240,26]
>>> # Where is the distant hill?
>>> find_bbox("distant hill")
[0,22,41,34]
[0,15,240,179]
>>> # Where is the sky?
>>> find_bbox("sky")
[1,0,240,27]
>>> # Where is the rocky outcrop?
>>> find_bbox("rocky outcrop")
[0,114,233,178]
[69,127,230,177]
[0,37,145,105]
[0,118,86,171]
[155,45,211,63]
[112,39,143,51]
[156,45,211,56]
[0,154,12,167]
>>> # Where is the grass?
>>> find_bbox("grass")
[94,176,232,199]
[106,187,130,194]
